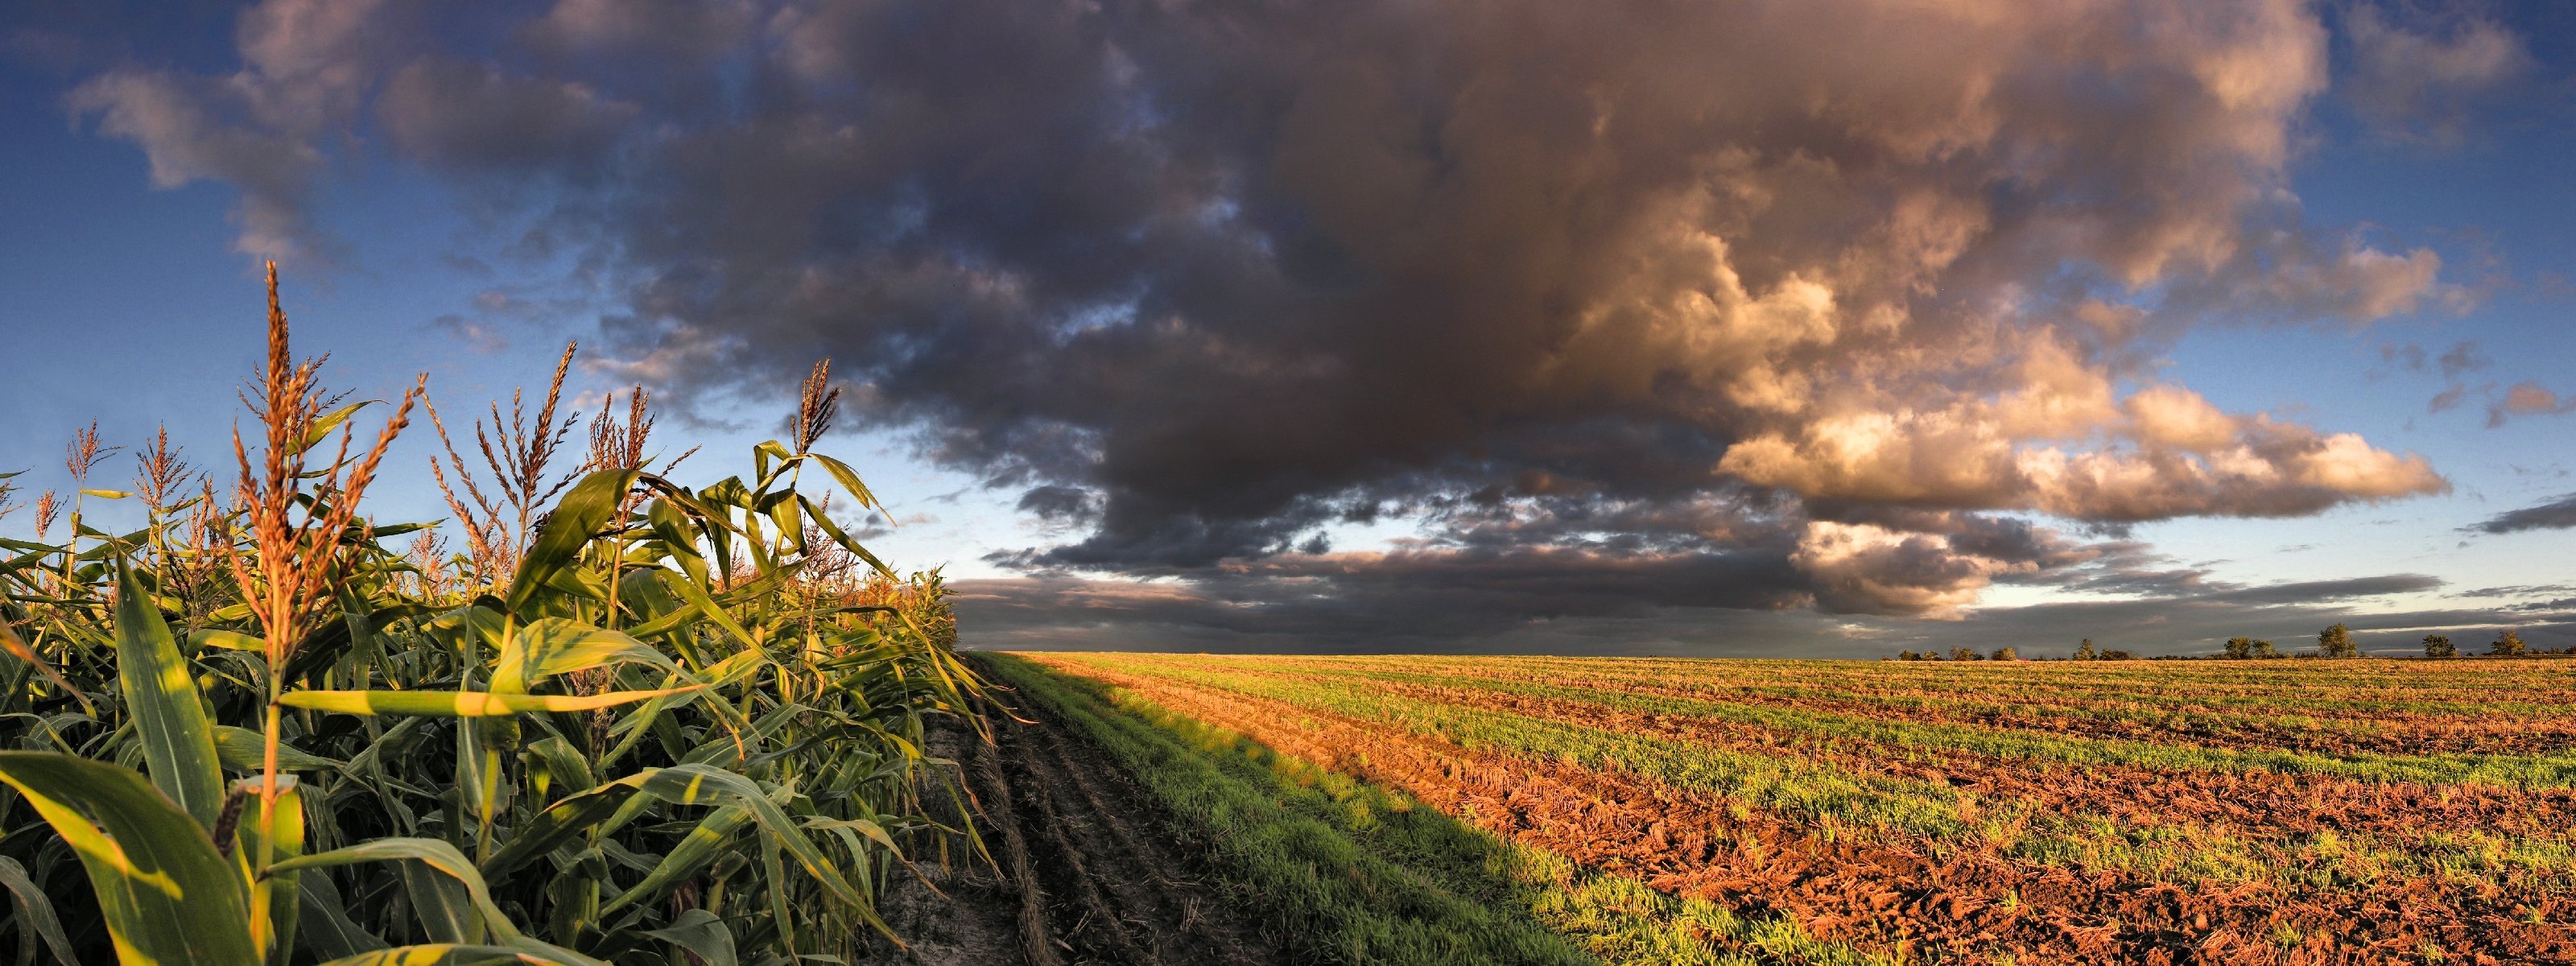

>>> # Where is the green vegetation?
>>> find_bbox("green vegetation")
[2493,630,2529,656]
[0,271,979,964]
[981,654,1894,966]
[2319,624,2358,658]
[1018,652,2576,962]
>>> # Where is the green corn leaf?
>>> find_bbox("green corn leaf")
[400,859,475,945]
[114,557,225,831]
[0,623,94,717]
[580,765,894,938]
[277,686,703,716]
[655,566,758,654]
[229,777,304,966]
[295,871,390,961]
[0,752,258,966]
[315,945,576,966]
[0,856,76,966]
[597,807,755,918]
[759,829,793,952]
[266,839,605,966]
[213,726,344,773]
[191,629,267,652]
[798,493,895,580]
[296,400,377,455]
[639,908,737,966]
[522,736,594,799]
[489,618,677,696]
[503,469,638,615]
[806,452,886,514]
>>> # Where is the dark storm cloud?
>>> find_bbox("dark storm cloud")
[66,0,2479,643]
[959,545,1814,652]
[2471,493,2576,534]
[2202,574,2444,605]
[956,564,2562,657]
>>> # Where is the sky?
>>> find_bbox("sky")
[2,0,2573,658]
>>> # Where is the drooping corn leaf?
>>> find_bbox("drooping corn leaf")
[295,871,390,962]
[597,807,755,917]
[639,908,737,966]
[0,855,76,966]
[0,623,93,717]
[0,752,257,965]
[488,618,676,696]
[564,765,894,938]
[266,838,604,966]
[213,725,345,773]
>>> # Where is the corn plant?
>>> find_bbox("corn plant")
[0,266,985,965]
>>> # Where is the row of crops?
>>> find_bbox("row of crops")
[1013,651,2576,964]
[0,270,984,965]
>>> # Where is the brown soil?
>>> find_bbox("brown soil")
[871,707,1292,966]
[1130,657,2576,844]
[1041,657,2576,966]
[1350,673,2576,841]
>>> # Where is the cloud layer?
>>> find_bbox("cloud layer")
[64,0,2471,642]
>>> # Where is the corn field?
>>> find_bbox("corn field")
[0,266,985,965]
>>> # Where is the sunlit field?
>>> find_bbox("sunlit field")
[993,653,2576,964]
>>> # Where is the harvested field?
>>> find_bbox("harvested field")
[991,653,2576,965]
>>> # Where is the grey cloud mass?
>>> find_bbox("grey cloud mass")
[65,0,2479,649]
[2473,493,2576,535]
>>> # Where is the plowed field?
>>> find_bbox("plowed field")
[984,653,2576,965]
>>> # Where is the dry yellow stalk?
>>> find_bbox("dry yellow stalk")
[793,359,840,454]
[32,491,58,541]
[217,262,427,880]
[132,424,194,515]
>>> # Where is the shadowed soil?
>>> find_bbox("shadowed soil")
[872,707,1292,966]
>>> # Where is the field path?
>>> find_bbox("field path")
[875,705,1294,965]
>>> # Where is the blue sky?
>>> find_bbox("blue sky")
[3,0,2574,656]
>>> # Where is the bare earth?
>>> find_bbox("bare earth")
[872,710,1292,966]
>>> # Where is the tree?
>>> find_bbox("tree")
[2224,637,2256,659]
[1992,646,2019,662]
[2423,634,2455,658]
[2492,629,2527,657]
[1897,650,1922,661]
[2251,638,2278,658]
[1950,646,1981,662]
[2073,638,2098,661]
[2318,623,2358,658]
[2099,649,2138,660]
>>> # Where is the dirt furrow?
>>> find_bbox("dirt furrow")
[1040,657,2576,964]
[873,704,1290,966]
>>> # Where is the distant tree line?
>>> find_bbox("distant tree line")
[1888,625,2562,662]
[1893,639,2136,662]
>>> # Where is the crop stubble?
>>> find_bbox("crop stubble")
[1022,653,2576,964]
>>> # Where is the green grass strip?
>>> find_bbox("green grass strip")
[981,654,1900,966]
